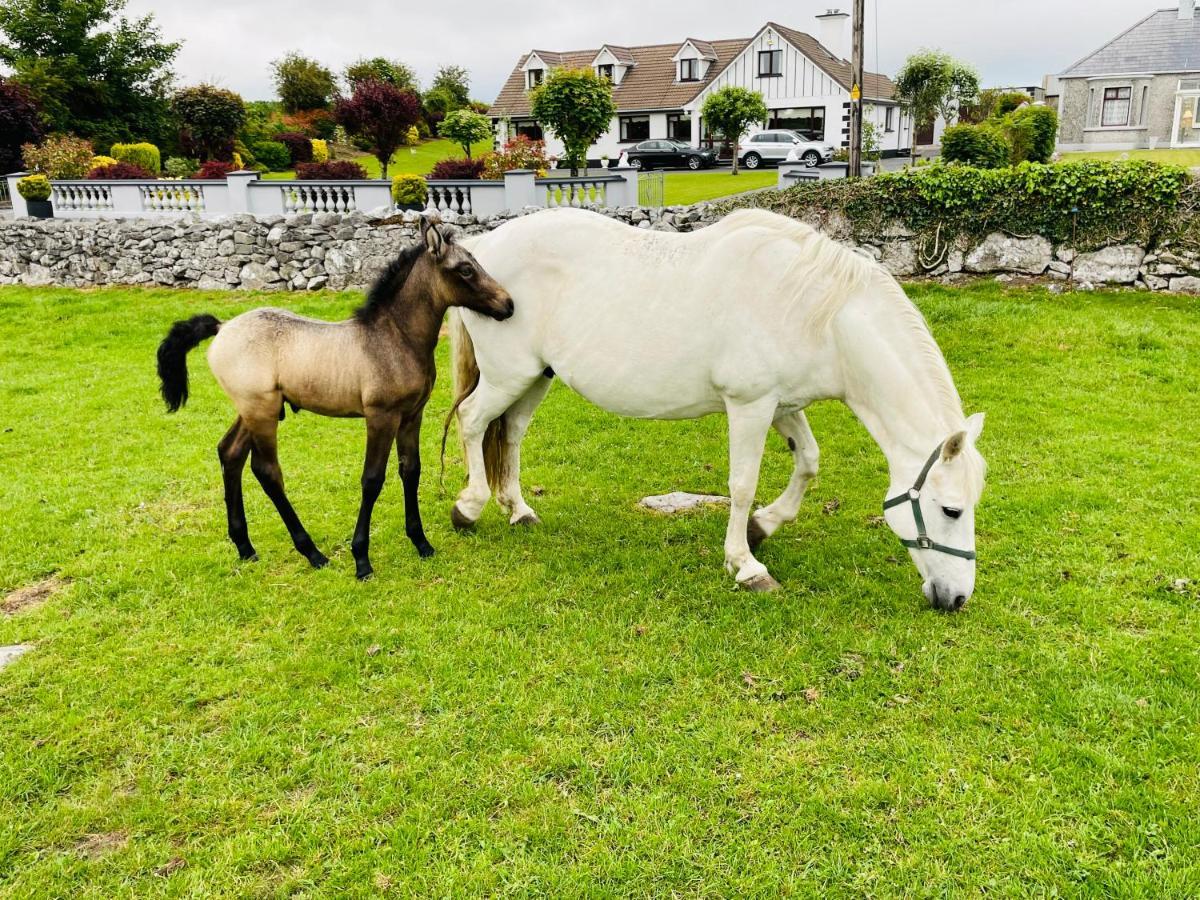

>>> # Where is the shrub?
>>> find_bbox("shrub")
[90,155,118,169]
[1007,106,1058,165]
[282,109,336,139]
[429,157,484,180]
[391,173,427,206]
[173,85,246,162]
[311,139,329,163]
[1,80,45,174]
[404,125,420,147]
[481,135,550,179]
[334,80,423,179]
[22,135,94,179]
[295,160,368,179]
[251,140,291,171]
[276,131,313,164]
[16,173,51,201]
[111,142,161,175]
[164,157,200,178]
[195,160,237,179]
[941,124,1011,169]
[87,162,154,179]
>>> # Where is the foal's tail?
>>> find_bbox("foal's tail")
[440,310,508,490]
[156,314,221,412]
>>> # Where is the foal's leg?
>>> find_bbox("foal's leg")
[396,413,435,558]
[452,376,538,528]
[247,420,329,569]
[495,377,552,526]
[217,417,256,561]
[351,409,402,580]
[748,410,821,550]
[723,397,779,592]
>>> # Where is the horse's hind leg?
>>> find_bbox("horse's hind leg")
[351,408,402,581]
[452,375,538,529]
[723,397,779,592]
[218,417,256,561]
[748,410,820,550]
[495,377,552,526]
[247,419,329,569]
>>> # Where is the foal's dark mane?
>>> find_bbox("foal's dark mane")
[354,241,428,324]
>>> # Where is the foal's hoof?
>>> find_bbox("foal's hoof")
[747,517,769,551]
[450,504,476,531]
[417,543,436,559]
[513,513,541,527]
[238,548,259,562]
[308,552,330,570]
[741,573,782,593]
[356,566,374,582]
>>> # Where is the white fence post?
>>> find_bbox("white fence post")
[6,171,29,218]
[503,170,538,209]
[109,183,144,215]
[609,166,640,207]
[226,170,260,214]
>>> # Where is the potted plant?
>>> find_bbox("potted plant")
[391,173,428,212]
[599,154,609,169]
[17,174,53,218]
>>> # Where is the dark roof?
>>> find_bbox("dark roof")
[1062,7,1200,77]
[489,23,897,117]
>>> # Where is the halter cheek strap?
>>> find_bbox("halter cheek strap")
[883,442,977,561]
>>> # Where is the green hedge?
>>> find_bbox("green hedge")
[941,124,1011,169]
[110,142,161,175]
[251,140,291,171]
[725,160,1194,251]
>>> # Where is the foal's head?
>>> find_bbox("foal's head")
[420,218,514,320]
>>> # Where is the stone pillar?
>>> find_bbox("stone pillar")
[225,170,260,214]
[503,169,538,210]
[609,166,640,208]
[6,171,29,218]
[109,183,144,215]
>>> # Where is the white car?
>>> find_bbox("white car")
[739,130,835,169]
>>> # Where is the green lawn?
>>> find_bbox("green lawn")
[1061,147,1200,167]
[262,138,493,181]
[2,281,1199,895]
[662,169,777,205]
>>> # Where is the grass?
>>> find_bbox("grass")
[1,280,1199,895]
[261,138,493,181]
[1061,147,1200,167]
[661,169,778,205]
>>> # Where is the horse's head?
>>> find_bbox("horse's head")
[883,413,987,612]
[421,218,514,321]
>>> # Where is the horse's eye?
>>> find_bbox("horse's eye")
[458,264,476,279]
[942,507,963,520]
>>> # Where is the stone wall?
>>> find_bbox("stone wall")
[1,204,1198,295]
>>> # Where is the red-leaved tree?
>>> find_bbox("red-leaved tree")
[334,80,421,179]
[1,79,45,174]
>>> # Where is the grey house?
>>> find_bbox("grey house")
[1058,0,1200,151]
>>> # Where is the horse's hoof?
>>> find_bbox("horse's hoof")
[747,517,768,551]
[417,543,436,559]
[513,513,541,527]
[308,552,330,570]
[356,567,374,582]
[450,504,476,531]
[741,573,781,593]
[238,548,259,562]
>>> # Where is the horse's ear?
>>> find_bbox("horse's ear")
[965,412,985,444]
[942,431,967,462]
[421,217,445,259]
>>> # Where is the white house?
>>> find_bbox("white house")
[488,14,911,163]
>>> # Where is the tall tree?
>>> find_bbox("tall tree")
[172,84,246,161]
[345,57,418,93]
[271,52,337,113]
[700,86,767,175]
[334,80,421,179]
[530,67,615,176]
[895,51,980,130]
[0,77,44,172]
[430,65,470,110]
[0,0,179,148]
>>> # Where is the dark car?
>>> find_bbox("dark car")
[625,140,718,171]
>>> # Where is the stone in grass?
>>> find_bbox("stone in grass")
[0,645,32,671]
[639,492,730,514]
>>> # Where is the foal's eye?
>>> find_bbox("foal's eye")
[942,507,963,520]
[458,264,476,279]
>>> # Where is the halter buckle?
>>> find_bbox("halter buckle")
[908,488,921,501]
[917,536,934,550]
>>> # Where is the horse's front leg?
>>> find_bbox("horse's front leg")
[396,413,435,558]
[749,410,821,550]
[452,376,534,529]
[495,377,552,526]
[723,397,779,592]
[351,409,401,580]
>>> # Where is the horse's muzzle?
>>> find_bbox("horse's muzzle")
[491,296,515,321]
[925,579,968,613]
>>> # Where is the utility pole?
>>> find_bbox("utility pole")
[848,0,866,178]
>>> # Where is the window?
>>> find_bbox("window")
[768,107,825,141]
[667,113,692,141]
[680,59,700,82]
[1101,87,1132,127]
[598,64,614,82]
[885,106,896,133]
[526,68,544,90]
[620,115,650,142]
[758,50,782,78]
[515,120,543,141]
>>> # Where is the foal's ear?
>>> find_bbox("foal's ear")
[942,431,968,462]
[965,412,986,443]
[421,217,446,259]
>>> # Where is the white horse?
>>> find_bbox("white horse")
[446,208,987,610]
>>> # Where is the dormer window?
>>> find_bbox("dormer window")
[680,59,700,82]
[527,68,544,89]
[598,64,614,82]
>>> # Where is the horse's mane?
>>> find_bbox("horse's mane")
[355,241,426,323]
[714,209,967,434]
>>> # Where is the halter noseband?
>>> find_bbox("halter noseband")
[883,442,977,561]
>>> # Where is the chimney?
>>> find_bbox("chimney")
[1181,0,1195,20]
[816,9,851,61]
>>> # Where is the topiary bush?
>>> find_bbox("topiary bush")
[295,160,367,179]
[276,131,313,164]
[195,160,237,179]
[87,162,154,179]
[429,157,484,180]
[111,142,161,175]
[940,124,1011,169]
[251,140,291,171]
[391,173,427,207]
[311,139,329,163]
[22,135,94,179]
[16,173,50,201]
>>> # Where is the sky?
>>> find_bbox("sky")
[120,0,1173,102]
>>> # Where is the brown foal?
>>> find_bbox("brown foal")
[156,219,514,579]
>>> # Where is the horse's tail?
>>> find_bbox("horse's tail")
[440,310,508,491]
[156,314,221,412]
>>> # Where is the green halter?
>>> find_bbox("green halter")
[883,442,977,561]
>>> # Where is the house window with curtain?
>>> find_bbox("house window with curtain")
[758,50,782,77]
[598,64,614,82]
[1101,87,1132,127]
[620,115,650,142]
[667,113,692,141]
[515,120,544,141]
[768,107,825,141]
[680,59,700,82]
[526,69,544,90]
